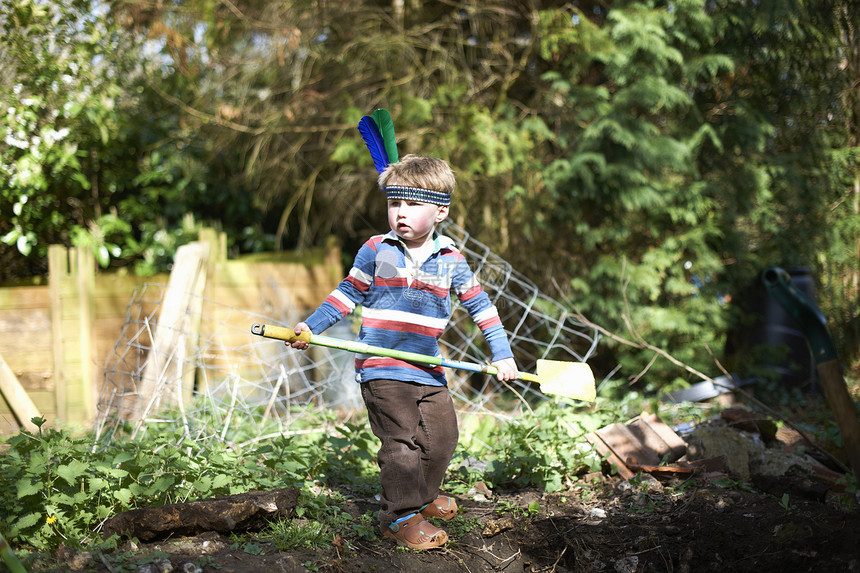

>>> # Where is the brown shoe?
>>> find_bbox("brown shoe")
[382,513,448,550]
[420,495,458,521]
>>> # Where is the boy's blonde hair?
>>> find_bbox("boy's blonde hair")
[378,154,455,194]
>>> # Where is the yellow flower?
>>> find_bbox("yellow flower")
[46,516,57,524]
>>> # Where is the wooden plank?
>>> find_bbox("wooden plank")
[0,351,41,432]
[596,422,663,467]
[0,307,52,333]
[587,414,690,479]
[0,353,54,382]
[134,241,210,431]
[76,246,95,424]
[49,245,67,421]
[640,413,687,461]
[817,359,860,482]
[0,239,344,438]
[26,390,57,415]
[0,335,52,356]
[0,286,51,310]
[585,432,635,480]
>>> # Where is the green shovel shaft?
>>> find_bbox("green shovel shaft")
[251,323,537,382]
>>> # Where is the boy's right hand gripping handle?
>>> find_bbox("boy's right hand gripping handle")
[251,323,312,344]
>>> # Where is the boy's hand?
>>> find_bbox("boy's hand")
[288,323,312,350]
[492,357,519,382]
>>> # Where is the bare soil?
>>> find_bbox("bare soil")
[47,472,860,573]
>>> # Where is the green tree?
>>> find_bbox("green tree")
[0,0,219,279]
[702,0,858,372]
[0,0,128,275]
[826,0,860,365]
[529,0,859,384]
[3,0,857,382]
[528,0,734,384]
[113,0,563,256]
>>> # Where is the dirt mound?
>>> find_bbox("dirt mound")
[43,475,859,573]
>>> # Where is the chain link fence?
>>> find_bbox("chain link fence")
[94,222,599,447]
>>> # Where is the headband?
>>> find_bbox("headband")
[384,185,451,206]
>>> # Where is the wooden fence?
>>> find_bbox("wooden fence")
[0,230,342,436]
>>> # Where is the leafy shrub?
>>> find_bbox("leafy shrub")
[1,402,626,554]
[452,401,619,493]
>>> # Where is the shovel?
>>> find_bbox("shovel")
[251,323,596,402]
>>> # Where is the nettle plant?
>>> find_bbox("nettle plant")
[0,417,382,553]
[2,399,619,555]
[1,418,260,551]
[451,400,617,494]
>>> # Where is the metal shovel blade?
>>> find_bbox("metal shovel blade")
[534,359,596,402]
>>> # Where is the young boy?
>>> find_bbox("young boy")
[289,154,518,550]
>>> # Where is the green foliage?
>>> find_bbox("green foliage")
[2,0,859,380]
[1,402,630,554]
[0,0,220,278]
[251,421,379,493]
[453,401,618,493]
[265,491,376,551]
[0,530,27,573]
[0,0,126,264]
[531,0,735,382]
[0,418,269,552]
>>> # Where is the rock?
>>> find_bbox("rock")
[589,507,607,519]
[138,557,173,573]
[687,426,763,480]
[103,488,300,541]
[56,544,93,571]
[482,517,516,537]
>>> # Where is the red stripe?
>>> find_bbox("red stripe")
[346,274,370,292]
[363,317,444,337]
[477,316,502,330]
[324,294,351,316]
[366,236,385,251]
[459,284,483,301]
[410,279,449,297]
[355,357,444,374]
[375,276,408,287]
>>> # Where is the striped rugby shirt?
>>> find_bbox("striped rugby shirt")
[303,231,514,386]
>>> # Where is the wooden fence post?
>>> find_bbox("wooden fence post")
[132,241,210,436]
[48,245,67,421]
[0,352,41,432]
[75,247,95,422]
[47,245,96,425]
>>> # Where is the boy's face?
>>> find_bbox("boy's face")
[387,199,449,248]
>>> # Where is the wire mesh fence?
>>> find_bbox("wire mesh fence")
[94,221,600,447]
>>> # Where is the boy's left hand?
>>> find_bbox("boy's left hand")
[492,357,519,382]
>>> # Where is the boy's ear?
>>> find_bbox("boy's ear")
[435,205,449,223]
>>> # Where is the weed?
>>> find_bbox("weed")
[442,516,481,541]
[245,541,267,555]
[493,499,541,519]
[264,492,379,550]
[196,555,221,569]
[350,512,379,541]
[267,519,331,550]
[453,401,616,493]
[0,401,627,555]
